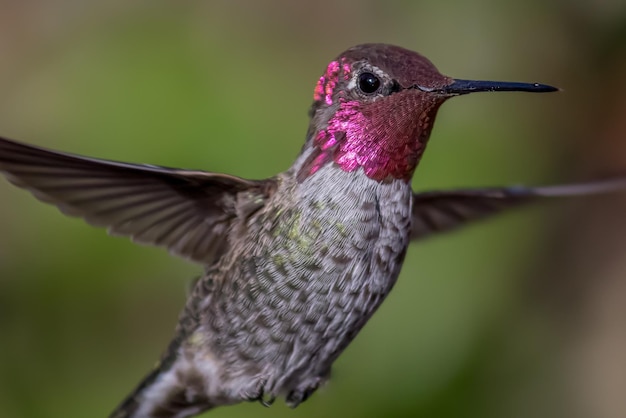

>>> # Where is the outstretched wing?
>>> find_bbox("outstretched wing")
[0,137,275,264]
[411,179,626,240]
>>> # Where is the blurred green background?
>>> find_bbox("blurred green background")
[0,1,625,417]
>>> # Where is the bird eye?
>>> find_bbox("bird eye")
[358,72,381,94]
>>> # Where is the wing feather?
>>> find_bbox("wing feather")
[411,179,626,240]
[0,137,273,264]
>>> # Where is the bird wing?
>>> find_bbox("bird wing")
[410,179,626,240]
[0,137,274,264]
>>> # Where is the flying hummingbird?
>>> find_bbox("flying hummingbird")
[0,43,624,418]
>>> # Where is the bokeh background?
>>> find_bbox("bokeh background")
[0,1,625,417]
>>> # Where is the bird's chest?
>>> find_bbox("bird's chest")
[231,171,411,351]
[202,169,413,397]
[260,171,412,305]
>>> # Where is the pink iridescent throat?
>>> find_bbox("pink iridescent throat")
[304,60,439,182]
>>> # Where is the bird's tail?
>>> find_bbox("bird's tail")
[109,338,215,418]
[109,364,166,418]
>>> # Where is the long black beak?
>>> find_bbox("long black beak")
[443,79,558,95]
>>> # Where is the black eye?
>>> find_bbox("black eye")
[358,72,381,94]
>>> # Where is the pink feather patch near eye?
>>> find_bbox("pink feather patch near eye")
[313,59,351,105]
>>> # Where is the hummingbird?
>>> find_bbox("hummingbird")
[0,43,624,418]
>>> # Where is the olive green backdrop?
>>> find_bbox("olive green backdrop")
[0,1,625,418]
